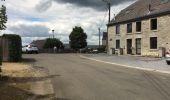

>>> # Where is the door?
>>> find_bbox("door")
[127,39,132,54]
[136,38,141,55]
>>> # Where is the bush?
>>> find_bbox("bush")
[97,46,106,53]
[0,45,2,66]
[44,38,64,49]
[3,34,22,62]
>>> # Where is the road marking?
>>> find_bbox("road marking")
[79,55,170,75]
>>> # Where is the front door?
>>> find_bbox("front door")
[136,38,141,55]
[127,39,132,54]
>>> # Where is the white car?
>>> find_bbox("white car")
[91,49,98,54]
[166,49,170,65]
[22,44,39,54]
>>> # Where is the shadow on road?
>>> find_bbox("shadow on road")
[22,58,37,63]
[0,74,59,83]
[0,81,34,100]
[56,98,69,100]
[0,74,59,100]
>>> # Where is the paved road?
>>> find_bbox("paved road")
[23,54,170,100]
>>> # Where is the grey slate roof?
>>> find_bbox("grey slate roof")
[109,0,170,25]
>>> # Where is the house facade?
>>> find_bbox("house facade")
[108,0,170,57]
[31,40,46,52]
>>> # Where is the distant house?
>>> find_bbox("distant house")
[64,44,71,49]
[31,40,46,52]
[102,32,107,46]
[108,0,170,57]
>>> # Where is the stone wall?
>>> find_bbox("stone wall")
[108,15,170,57]
[0,37,9,61]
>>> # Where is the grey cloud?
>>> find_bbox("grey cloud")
[55,0,135,10]
[8,24,50,37]
[36,0,135,12]
[36,0,53,13]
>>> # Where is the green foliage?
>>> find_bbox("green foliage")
[0,43,2,66]
[3,34,22,62]
[69,26,87,51]
[0,5,7,30]
[97,46,106,53]
[44,38,64,49]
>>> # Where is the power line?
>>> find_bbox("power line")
[99,10,108,28]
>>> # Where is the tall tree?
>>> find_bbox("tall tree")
[44,38,64,49]
[0,5,7,30]
[69,26,87,51]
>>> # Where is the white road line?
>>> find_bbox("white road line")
[79,55,170,74]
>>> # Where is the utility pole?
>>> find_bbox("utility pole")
[52,30,55,39]
[102,0,111,53]
[108,2,111,23]
[102,0,111,23]
[98,28,101,48]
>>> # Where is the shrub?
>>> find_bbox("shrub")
[3,34,22,62]
[98,46,106,53]
[44,38,64,49]
[0,45,2,66]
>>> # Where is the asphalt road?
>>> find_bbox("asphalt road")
[23,54,170,100]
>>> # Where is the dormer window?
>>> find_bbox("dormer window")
[160,0,169,4]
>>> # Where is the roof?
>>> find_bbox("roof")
[109,0,170,26]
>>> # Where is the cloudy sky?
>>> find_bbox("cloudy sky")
[1,0,135,45]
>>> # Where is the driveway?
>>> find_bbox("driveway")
[23,54,170,100]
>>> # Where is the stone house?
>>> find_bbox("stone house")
[31,40,46,52]
[108,0,170,57]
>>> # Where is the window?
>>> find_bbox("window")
[150,37,157,49]
[136,21,141,32]
[116,25,120,34]
[151,18,157,30]
[116,40,120,49]
[127,23,132,33]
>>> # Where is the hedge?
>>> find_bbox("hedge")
[0,44,2,66]
[3,34,22,62]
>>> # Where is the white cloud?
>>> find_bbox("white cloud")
[4,0,134,45]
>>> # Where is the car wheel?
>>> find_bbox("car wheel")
[166,61,170,65]
[26,50,29,54]
[35,51,39,54]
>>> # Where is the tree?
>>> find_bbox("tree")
[0,5,7,30]
[44,38,64,50]
[69,26,87,51]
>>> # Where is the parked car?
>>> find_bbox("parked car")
[166,49,170,65]
[79,48,91,53]
[91,49,98,54]
[22,44,39,54]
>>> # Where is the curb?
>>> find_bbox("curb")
[79,55,170,75]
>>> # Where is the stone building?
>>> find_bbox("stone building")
[31,40,46,52]
[108,0,170,57]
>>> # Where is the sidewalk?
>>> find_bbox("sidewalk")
[81,54,170,74]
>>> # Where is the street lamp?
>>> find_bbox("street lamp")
[52,30,55,39]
